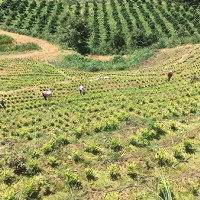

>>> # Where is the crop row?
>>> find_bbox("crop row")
[0,0,199,54]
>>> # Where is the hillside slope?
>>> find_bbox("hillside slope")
[0,42,200,199]
[0,0,199,54]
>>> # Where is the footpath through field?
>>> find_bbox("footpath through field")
[0,29,114,62]
[0,29,61,60]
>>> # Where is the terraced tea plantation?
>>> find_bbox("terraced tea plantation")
[0,43,200,199]
[0,0,199,54]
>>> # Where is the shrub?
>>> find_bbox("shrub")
[187,181,199,196]
[169,121,178,131]
[0,34,13,45]
[172,146,184,160]
[2,189,17,200]
[1,170,15,185]
[22,176,51,199]
[155,149,174,166]
[42,140,55,154]
[84,168,96,181]
[9,42,41,52]
[126,163,137,179]
[47,156,59,167]
[6,154,27,175]
[65,172,82,188]
[129,135,139,146]
[184,139,196,154]
[84,141,101,155]
[71,150,83,163]
[108,164,121,180]
[57,134,69,146]
[108,138,122,152]
[26,159,41,176]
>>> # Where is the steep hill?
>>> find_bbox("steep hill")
[0,42,200,199]
[0,0,199,54]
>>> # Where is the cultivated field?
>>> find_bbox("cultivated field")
[0,0,200,199]
[0,0,199,54]
[0,42,200,199]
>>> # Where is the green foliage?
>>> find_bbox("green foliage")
[1,169,15,185]
[155,149,174,166]
[2,189,17,200]
[110,31,125,54]
[104,192,119,200]
[70,150,83,163]
[172,146,184,160]
[84,141,101,155]
[126,162,137,179]
[54,47,156,71]
[8,42,41,52]
[58,16,90,54]
[157,176,176,200]
[42,135,69,154]
[184,139,196,154]
[84,168,96,181]
[22,176,51,199]
[0,35,40,54]
[0,34,200,199]
[187,181,199,197]
[26,159,41,176]
[65,172,82,188]
[108,138,122,152]
[169,121,178,131]
[108,164,121,180]
[0,34,13,45]
[0,0,200,54]
[5,153,27,175]
[47,156,59,167]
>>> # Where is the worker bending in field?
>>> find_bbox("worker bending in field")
[167,70,173,81]
[79,85,85,95]
[42,90,52,100]
[0,99,5,108]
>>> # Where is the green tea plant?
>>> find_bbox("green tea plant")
[187,181,199,197]
[125,162,138,179]
[65,172,82,188]
[108,138,122,152]
[84,168,96,181]
[0,41,200,199]
[155,149,174,167]
[1,169,15,185]
[172,146,184,160]
[108,164,121,180]
[184,139,196,154]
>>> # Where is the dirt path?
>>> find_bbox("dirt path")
[0,29,115,62]
[0,29,62,60]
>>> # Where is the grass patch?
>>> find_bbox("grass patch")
[0,34,14,45]
[0,41,41,54]
[53,47,156,71]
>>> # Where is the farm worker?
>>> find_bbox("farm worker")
[167,70,173,81]
[79,85,85,95]
[0,99,5,108]
[42,90,52,100]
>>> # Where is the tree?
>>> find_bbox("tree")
[58,16,90,54]
[110,31,126,53]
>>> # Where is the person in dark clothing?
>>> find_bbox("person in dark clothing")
[0,99,5,108]
[167,70,173,81]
